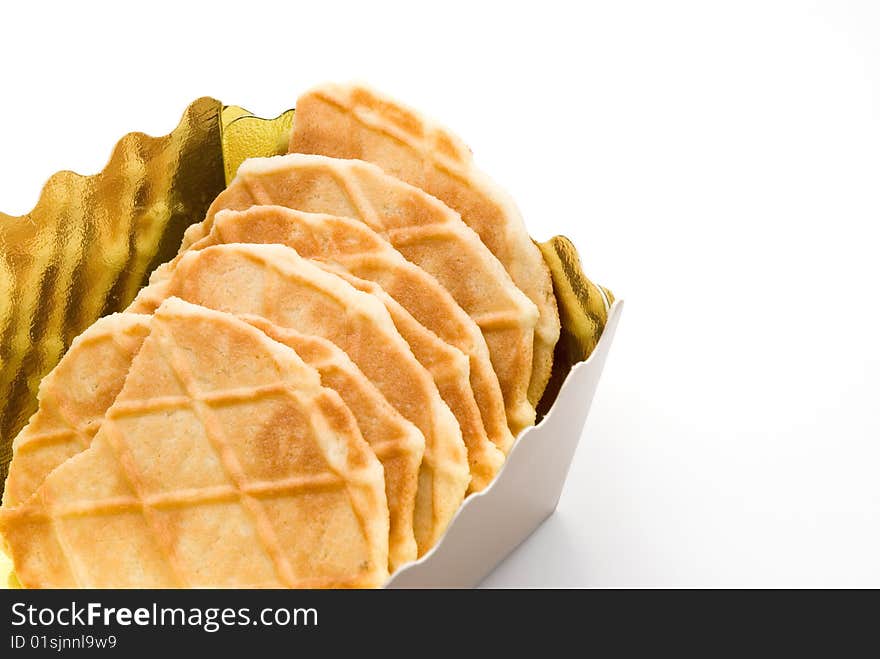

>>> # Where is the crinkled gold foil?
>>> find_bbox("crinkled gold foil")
[0,98,227,491]
[536,236,613,418]
[0,99,612,502]
[221,107,295,183]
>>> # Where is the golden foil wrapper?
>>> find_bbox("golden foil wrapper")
[536,237,613,419]
[0,99,611,502]
[0,98,227,493]
[221,106,296,184]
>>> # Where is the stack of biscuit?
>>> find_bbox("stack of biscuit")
[0,83,561,588]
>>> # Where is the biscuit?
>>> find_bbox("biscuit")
[289,83,560,407]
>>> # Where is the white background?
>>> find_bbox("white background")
[2,1,878,587]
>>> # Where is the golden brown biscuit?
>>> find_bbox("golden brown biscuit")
[239,316,424,571]
[0,298,389,588]
[2,313,150,508]
[288,83,560,407]
[130,243,469,554]
[181,154,539,434]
